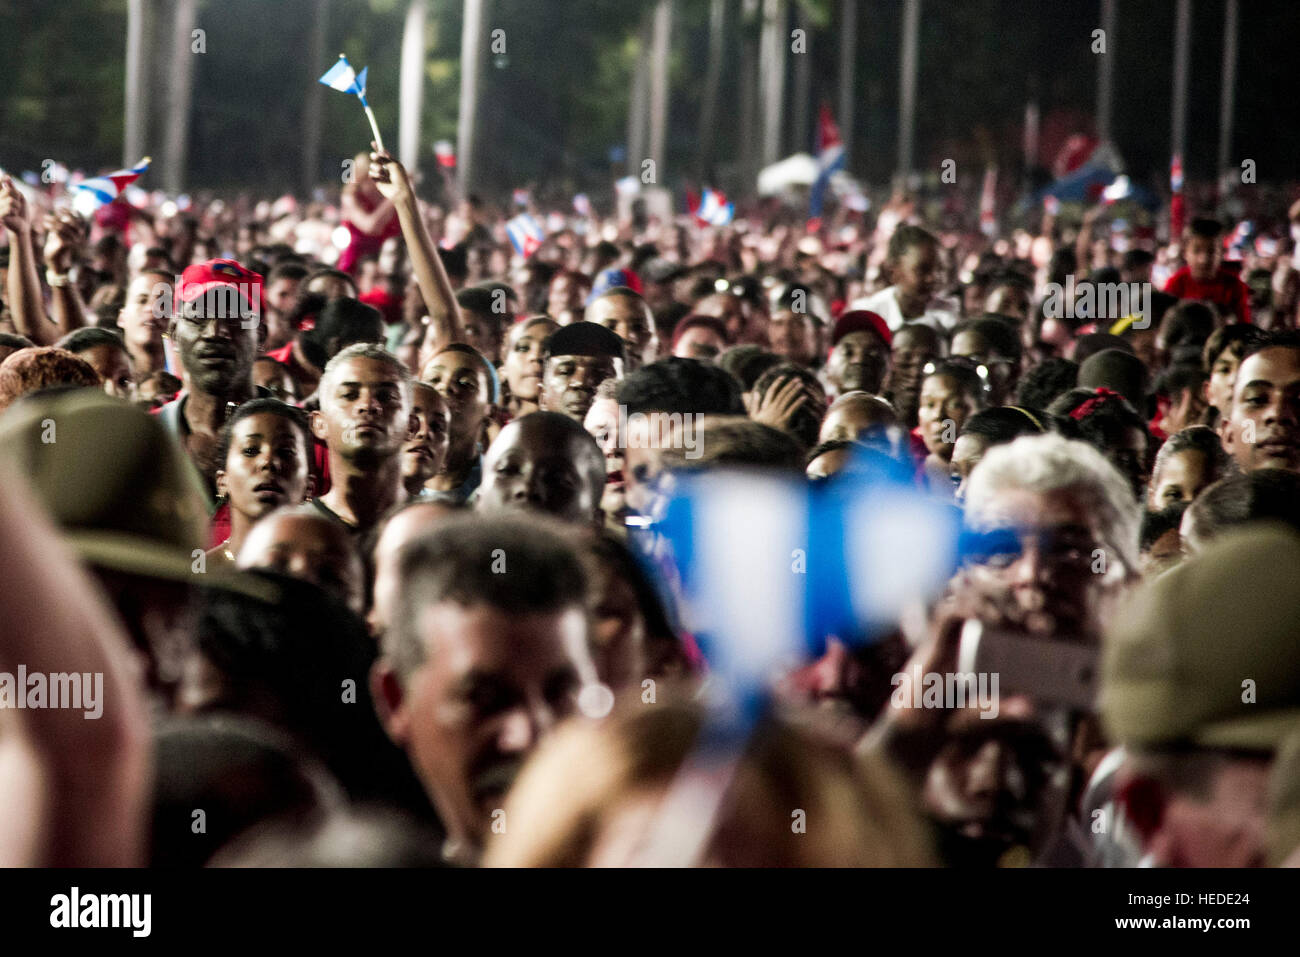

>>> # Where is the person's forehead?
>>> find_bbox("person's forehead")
[410,382,447,413]
[548,353,614,369]
[587,297,637,324]
[511,320,557,346]
[415,602,587,671]
[893,328,937,351]
[234,412,298,439]
[1236,347,1300,393]
[950,330,986,354]
[1159,448,1205,482]
[974,487,1094,533]
[260,515,350,553]
[333,357,403,385]
[428,351,484,376]
[680,325,723,343]
[584,398,619,428]
[951,432,986,463]
[837,330,885,351]
[921,373,960,395]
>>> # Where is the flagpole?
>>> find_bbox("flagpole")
[897,0,921,188]
[364,105,386,155]
[1216,0,1239,183]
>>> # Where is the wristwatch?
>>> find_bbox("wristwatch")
[45,270,71,287]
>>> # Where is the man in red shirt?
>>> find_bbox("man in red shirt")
[1164,217,1252,323]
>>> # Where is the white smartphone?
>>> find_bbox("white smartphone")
[957,620,1099,712]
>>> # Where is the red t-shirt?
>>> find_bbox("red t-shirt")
[1163,266,1252,323]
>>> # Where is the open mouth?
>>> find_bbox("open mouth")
[251,481,284,501]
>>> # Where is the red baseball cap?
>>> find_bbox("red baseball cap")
[828,310,891,355]
[174,258,263,316]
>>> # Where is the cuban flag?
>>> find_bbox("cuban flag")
[1225,220,1253,260]
[319,55,369,106]
[809,104,845,219]
[694,187,733,227]
[72,156,150,214]
[505,213,544,258]
[1102,174,1133,205]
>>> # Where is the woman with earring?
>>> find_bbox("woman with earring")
[207,399,314,567]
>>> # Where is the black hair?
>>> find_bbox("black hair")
[1140,501,1189,553]
[301,297,384,368]
[717,345,781,392]
[302,266,358,297]
[751,363,827,451]
[195,571,424,807]
[216,397,313,470]
[1160,300,1216,351]
[952,317,1023,363]
[617,357,746,417]
[1241,329,1300,363]
[1202,323,1267,371]
[436,244,469,283]
[1185,470,1300,547]
[1047,387,1148,454]
[1187,217,1225,241]
[807,438,861,467]
[887,224,938,262]
[389,513,590,678]
[1152,424,1233,486]
[55,326,129,356]
[267,261,309,285]
[1156,362,1207,400]
[150,714,337,867]
[959,406,1048,446]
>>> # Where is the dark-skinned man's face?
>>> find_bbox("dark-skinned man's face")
[1225,346,1300,473]
[477,417,602,524]
[172,288,261,396]
[586,296,657,370]
[311,357,413,469]
[826,330,889,395]
[539,354,620,421]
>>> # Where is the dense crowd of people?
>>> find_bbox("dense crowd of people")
[3,142,1300,869]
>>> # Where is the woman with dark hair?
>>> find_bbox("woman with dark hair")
[209,398,313,565]
[915,358,988,492]
[949,405,1049,504]
[1048,387,1150,500]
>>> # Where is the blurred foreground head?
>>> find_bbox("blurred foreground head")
[0,390,210,702]
[485,701,934,867]
[1103,525,1300,867]
[371,513,601,863]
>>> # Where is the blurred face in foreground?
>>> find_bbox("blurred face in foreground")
[379,601,596,853]
[962,486,1122,643]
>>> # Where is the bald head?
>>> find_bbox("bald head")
[237,506,364,613]
[476,411,606,524]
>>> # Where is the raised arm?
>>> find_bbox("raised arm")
[42,209,90,336]
[0,176,57,346]
[367,148,463,355]
[0,465,151,866]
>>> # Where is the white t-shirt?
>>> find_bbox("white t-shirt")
[849,285,959,334]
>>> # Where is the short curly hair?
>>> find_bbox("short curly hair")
[0,347,102,414]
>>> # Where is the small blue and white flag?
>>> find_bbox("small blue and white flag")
[319,55,369,106]
[319,54,385,151]
[809,104,845,219]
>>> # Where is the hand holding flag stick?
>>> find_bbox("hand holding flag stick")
[319,54,384,153]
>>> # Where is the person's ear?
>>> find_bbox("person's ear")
[370,658,410,746]
[304,473,317,500]
[408,412,420,440]
[214,469,228,501]
[1115,772,1168,846]
[309,409,329,443]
